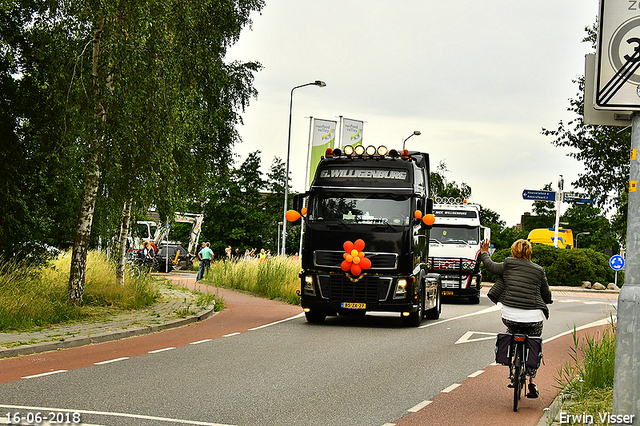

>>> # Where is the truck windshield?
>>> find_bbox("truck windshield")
[430,225,480,245]
[309,193,411,226]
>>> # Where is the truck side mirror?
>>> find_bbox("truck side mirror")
[482,226,491,242]
[426,198,434,214]
[293,193,305,212]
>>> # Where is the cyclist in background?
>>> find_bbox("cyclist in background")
[479,239,553,399]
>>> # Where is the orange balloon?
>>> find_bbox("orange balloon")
[345,254,353,262]
[414,210,423,219]
[285,210,301,222]
[301,207,307,215]
[352,256,360,265]
[341,260,351,271]
[422,214,436,226]
[343,252,349,260]
[354,239,365,252]
[343,240,354,253]
[360,257,371,270]
[351,264,362,276]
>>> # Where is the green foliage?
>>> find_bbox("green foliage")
[0,251,158,331]
[553,323,616,423]
[205,257,301,305]
[481,244,617,287]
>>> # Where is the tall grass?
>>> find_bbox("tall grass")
[553,321,617,424]
[0,251,158,331]
[205,257,301,305]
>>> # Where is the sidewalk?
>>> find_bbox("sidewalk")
[0,272,215,359]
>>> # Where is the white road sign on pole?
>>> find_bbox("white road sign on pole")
[595,0,640,110]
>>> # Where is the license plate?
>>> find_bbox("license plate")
[341,302,366,309]
[442,291,454,296]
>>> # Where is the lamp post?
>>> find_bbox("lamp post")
[402,130,421,150]
[281,80,326,256]
[575,231,590,248]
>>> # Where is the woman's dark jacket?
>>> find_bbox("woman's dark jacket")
[479,252,553,319]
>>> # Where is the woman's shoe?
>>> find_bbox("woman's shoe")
[526,383,539,398]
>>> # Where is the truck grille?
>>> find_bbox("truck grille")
[314,250,398,269]
[317,275,393,303]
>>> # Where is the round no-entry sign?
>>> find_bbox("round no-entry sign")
[609,255,625,271]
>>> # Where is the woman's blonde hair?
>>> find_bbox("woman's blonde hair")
[511,239,532,261]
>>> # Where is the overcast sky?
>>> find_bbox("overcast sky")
[225,1,600,227]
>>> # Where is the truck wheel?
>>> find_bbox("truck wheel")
[425,284,441,319]
[305,310,326,324]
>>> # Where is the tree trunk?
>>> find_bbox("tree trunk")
[115,198,133,286]
[68,149,102,304]
[67,13,107,305]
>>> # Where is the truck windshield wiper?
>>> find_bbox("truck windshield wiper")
[429,238,443,244]
[450,239,470,245]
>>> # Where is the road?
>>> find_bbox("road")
[0,283,617,426]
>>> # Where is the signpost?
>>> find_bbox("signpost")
[610,254,625,288]
[522,189,556,201]
[595,1,640,419]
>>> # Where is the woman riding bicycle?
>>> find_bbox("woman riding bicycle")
[479,239,553,399]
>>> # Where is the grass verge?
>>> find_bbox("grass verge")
[0,251,159,332]
[203,257,301,305]
[549,320,616,425]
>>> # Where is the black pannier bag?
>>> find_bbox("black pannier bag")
[495,333,512,365]
[526,336,543,369]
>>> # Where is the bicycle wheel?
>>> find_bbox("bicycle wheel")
[513,347,524,412]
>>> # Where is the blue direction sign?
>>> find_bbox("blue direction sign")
[522,190,556,201]
[563,194,595,204]
[609,255,625,271]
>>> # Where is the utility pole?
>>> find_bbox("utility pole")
[612,113,640,420]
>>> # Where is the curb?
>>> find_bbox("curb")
[0,305,216,359]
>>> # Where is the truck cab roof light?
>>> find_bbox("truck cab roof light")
[377,145,389,156]
[333,148,342,157]
[389,149,399,158]
[343,145,354,156]
[354,145,365,156]
[401,149,409,160]
[325,148,333,158]
[366,145,377,156]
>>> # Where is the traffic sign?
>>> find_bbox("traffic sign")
[609,254,625,271]
[595,1,640,110]
[522,190,556,201]
[563,193,595,204]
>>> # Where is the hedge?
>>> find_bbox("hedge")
[480,244,622,287]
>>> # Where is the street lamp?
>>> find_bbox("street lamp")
[281,80,326,256]
[403,130,421,150]
[575,231,590,248]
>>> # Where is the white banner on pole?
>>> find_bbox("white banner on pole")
[340,117,364,147]
[307,118,336,186]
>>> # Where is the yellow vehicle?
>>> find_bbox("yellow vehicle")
[527,228,574,249]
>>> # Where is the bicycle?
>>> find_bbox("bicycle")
[495,332,543,412]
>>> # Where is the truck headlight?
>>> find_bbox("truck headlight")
[304,275,316,296]
[462,260,475,270]
[394,278,408,299]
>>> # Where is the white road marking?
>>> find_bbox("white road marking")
[94,357,129,365]
[545,316,617,343]
[441,383,461,393]
[455,331,497,344]
[468,370,485,378]
[148,347,175,354]
[21,370,67,379]
[0,404,236,426]
[248,312,305,330]
[419,304,501,329]
[408,400,432,412]
[190,339,213,345]
[223,332,241,337]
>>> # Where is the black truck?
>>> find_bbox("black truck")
[287,145,441,326]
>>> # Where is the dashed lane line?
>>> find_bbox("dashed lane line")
[148,347,175,354]
[94,357,129,365]
[21,370,67,380]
